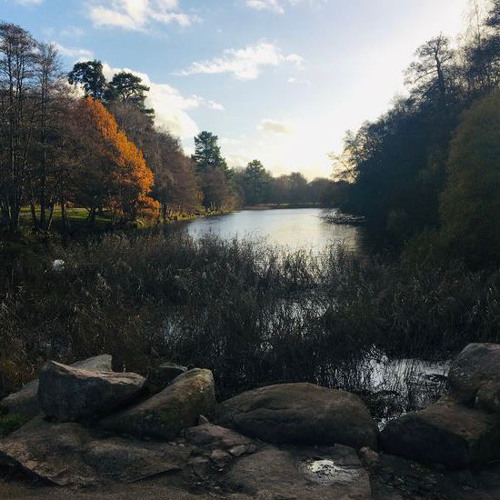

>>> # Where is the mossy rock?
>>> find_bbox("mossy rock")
[100,369,215,441]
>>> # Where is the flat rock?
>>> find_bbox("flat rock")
[448,343,500,405]
[0,416,191,487]
[0,355,112,419]
[0,417,98,486]
[380,400,500,468]
[101,368,215,441]
[225,444,371,499]
[185,423,255,452]
[217,383,378,450]
[39,361,146,422]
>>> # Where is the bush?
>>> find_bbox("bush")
[0,230,499,408]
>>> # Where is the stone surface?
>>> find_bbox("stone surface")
[217,383,378,450]
[0,416,191,487]
[224,444,371,499]
[185,423,255,452]
[380,400,500,468]
[101,369,215,441]
[39,361,146,422]
[0,355,112,419]
[476,381,500,414]
[448,343,500,405]
[147,362,188,394]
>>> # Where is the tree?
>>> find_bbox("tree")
[243,160,270,205]
[192,131,228,173]
[70,98,158,222]
[440,90,500,266]
[192,131,235,209]
[105,71,153,115]
[28,42,67,231]
[405,35,457,110]
[68,60,107,100]
[0,22,38,231]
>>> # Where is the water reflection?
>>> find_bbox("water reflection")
[183,209,361,253]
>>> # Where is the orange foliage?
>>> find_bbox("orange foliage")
[81,97,159,217]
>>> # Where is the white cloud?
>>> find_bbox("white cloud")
[246,0,325,14]
[179,42,303,80]
[101,64,221,139]
[53,43,93,60]
[258,119,293,135]
[246,0,284,14]
[89,0,199,31]
[15,0,43,5]
[60,26,85,38]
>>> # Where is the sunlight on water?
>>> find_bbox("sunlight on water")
[185,209,361,253]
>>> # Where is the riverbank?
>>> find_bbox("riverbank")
[243,202,321,210]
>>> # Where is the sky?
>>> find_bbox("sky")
[2,0,471,179]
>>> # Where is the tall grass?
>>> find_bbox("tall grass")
[0,230,499,417]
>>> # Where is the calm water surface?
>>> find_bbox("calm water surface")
[184,208,361,253]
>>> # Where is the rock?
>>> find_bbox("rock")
[224,444,371,499]
[0,416,191,487]
[448,343,500,405]
[0,416,98,486]
[359,447,381,470]
[38,361,145,422]
[0,354,112,419]
[185,423,255,452]
[217,383,378,450]
[82,438,190,483]
[476,381,500,414]
[380,400,500,468]
[147,362,188,394]
[210,449,232,467]
[101,369,215,441]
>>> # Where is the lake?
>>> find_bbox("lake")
[183,208,362,253]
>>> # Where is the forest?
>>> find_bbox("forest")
[0,22,329,235]
[327,0,500,268]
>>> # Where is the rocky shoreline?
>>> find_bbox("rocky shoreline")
[1,344,500,498]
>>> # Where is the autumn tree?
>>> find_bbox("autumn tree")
[71,98,158,223]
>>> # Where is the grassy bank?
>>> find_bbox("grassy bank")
[0,231,498,415]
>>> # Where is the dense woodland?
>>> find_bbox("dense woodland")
[328,0,500,267]
[0,22,328,235]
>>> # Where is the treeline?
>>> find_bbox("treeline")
[328,0,500,267]
[0,22,329,234]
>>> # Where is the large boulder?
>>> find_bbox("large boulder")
[0,354,112,419]
[0,416,190,487]
[476,381,500,414]
[224,444,372,499]
[380,400,500,468]
[217,383,378,450]
[39,361,146,421]
[146,361,188,394]
[448,343,500,405]
[101,368,215,441]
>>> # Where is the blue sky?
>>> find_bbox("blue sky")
[3,0,471,178]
